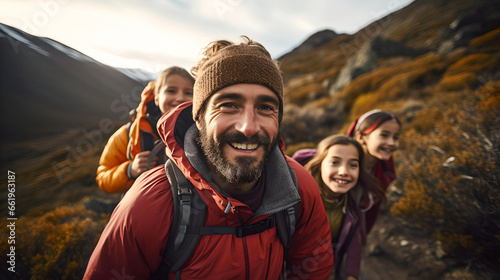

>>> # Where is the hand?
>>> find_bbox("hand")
[130,151,158,178]
[347,276,357,280]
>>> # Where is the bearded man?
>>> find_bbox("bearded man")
[84,36,334,280]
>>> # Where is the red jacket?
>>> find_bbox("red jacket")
[84,102,334,279]
[364,158,396,233]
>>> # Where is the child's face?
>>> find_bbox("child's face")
[321,144,360,195]
[154,74,194,114]
[361,119,400,161]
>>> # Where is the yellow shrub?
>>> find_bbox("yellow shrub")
[437,72,477,92]
[287,82,325,104]
[336,53,446,112]
[477,80,500,126]
[0,204,109,279]
[391,177,445,221]
[469,28,500,49]
[390,84,500,266]
[409,107,443,134]
[350,93,378,117]
[445,53,500,76]
[434,232,483,255]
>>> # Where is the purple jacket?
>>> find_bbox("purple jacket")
[292,148,366,278]
[332,191,365,279]
[291,148,317,166]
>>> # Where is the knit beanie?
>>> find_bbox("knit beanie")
[193,44,284,122]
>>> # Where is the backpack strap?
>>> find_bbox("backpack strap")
[274,164,300,277]
[126,109,137,160]
[126,100,161,159]
[153,159,300,279]
[145,100,162,138]
[151,159,207,280]
[167,160,206,270]
[146,141,166,170]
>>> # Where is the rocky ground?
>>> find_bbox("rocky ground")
[359,200,496,280]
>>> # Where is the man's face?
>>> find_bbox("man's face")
[197,84,280,185]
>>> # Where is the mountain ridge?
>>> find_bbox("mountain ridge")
[0,23,152,147]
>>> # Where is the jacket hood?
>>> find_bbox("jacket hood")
[157,101,300,220]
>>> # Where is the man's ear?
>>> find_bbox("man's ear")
[195,119,202,130]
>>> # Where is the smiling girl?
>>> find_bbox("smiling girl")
[347,109,401,234]
[304,135,384,280]
[96,67,194,194]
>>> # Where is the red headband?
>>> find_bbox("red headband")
[361,115,395,135]
[346,111,395,136]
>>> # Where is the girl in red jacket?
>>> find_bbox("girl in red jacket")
[304,135,384,280]
[346,109,401,234]
[96,67,194,193]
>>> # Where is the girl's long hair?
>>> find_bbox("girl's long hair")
[305,134,385,206]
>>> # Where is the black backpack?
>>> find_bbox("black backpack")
[126,105,167,170]
[151,159,300,280]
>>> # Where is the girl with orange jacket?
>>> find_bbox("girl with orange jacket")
[96,67,194,193]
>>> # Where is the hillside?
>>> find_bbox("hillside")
[0,0,499,278]
[0,24,150,278]
[279,0,500,278]
[0,23,151,147]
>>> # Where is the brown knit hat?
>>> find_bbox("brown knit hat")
[193,43,284,122]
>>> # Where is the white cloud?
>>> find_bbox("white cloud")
[0,0,414,71]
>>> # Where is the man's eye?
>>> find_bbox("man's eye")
[220,103,237,110]
[258,105,277,114]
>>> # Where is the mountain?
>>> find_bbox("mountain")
[278,29,341,60]
[279,0,500,278]
[0,23,151,148]
[279,0,500,140]
[116,67,157,83]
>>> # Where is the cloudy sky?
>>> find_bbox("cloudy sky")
[1,0,413,73]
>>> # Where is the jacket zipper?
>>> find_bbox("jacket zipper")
[265,243,273,279]
[242,236,250,280]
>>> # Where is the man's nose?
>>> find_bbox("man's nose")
[234,109,259,138]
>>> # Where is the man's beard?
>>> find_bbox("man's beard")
[197,126,277,184]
